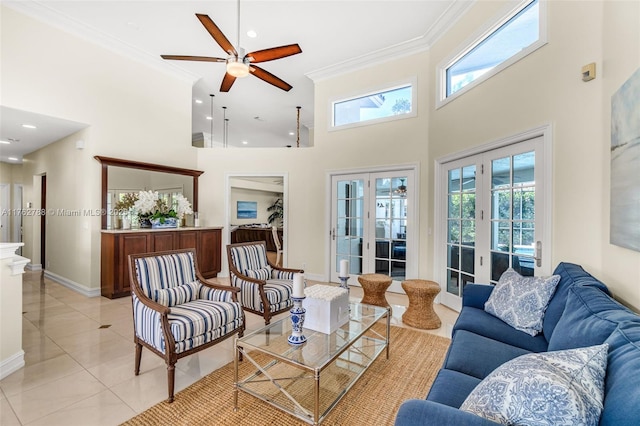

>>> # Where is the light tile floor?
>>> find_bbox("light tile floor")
[1,271,458,426]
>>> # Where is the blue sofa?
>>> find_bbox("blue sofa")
[395,262,640,425]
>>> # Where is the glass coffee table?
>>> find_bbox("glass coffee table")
[234,302,390,425]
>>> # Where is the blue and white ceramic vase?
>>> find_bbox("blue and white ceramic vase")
[288,296,307,345]
[150,217,178,229]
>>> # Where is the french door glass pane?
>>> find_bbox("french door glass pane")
[375,176,407,280]
[490,151,536,283]
[446,165,476,297]
[336,179,364,276]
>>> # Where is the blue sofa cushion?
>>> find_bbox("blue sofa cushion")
[600,320,640,426]
[426,369,482,409]
[444,330,531,380]
[548,285,630,351]
[462,284,495,309]
[395,400,501,426]
[543,262,610,341]
[453,306,549,352]
[460,344,609,426]
[485,268,560,336]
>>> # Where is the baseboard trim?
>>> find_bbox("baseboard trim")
[0,350,25,380]
[43,271,101,298]
[26,263,42,271]
[303,272,325,283]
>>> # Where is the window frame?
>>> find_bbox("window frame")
[329,77,418,131]
[436,0,547,109]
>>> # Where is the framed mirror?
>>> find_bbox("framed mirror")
[95,156,203,229]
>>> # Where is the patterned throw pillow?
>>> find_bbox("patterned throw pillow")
[154,281,200,307]
[460,344,609,426]
[484,268,560,336]
[244,267,272,280]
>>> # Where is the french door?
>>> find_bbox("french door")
[438,135,550,311]
[330,169,417,292]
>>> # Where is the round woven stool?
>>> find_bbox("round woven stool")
[358,274,392,308]
[401,279,441,329]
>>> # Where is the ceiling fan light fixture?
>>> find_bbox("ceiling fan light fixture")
[226,59,250,78]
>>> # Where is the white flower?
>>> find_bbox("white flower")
[133,190,159,215]
[174,193,193,219]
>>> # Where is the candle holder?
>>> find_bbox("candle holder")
[338,276,350,293]
[288,296,307,345]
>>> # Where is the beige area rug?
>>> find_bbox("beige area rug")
[122,325,450,426]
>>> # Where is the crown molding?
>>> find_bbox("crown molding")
[3,0,199,83]
[306,0,475,82]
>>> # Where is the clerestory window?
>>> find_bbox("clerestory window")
[437,0,546,107]
[331,78,417,129]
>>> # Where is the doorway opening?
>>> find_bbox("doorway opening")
[225,173,288,273]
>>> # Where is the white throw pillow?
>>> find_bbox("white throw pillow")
[460,344,609,426]
[484,268,560,336]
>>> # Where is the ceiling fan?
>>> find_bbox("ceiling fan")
[161,3,302,93]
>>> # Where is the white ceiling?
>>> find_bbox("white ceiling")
[1,0,471,160]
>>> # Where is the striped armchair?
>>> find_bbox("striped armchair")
[129,249,245,403]
[227,241,304,325]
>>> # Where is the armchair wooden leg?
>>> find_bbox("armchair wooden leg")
[134,342,142,376]
[167,364,175,403]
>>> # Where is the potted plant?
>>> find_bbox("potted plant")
[134,190,193,228]
[114,192,139,229]
[267,198,283,226]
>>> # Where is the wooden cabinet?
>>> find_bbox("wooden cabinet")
[231,226,282,252]
[101,227,222,299]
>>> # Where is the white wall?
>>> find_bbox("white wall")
[426,0,640,308]
[196,54,431,275]
[1,6,195,292]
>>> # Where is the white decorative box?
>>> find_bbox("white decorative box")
[302,285,350,334]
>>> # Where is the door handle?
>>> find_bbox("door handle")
[533,241,542,267]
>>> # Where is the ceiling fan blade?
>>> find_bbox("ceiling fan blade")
[250,65,293,92]
[220,73,237,92]
[247,44,302,63]
[161,55,226,62]
[196,13,237,56]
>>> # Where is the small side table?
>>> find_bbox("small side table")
[358,274,392,308]
[401,279,441,329]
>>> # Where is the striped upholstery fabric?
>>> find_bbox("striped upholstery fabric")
[229,243,294,315]
[229,244,270,273]
[132,251,243,354]
[272,269,295,280]
[245,267,272,280]
[155,281,199,307]
[199,285,234,302]
[168,300,243,344]
[133,294,243,353]
[237,278,293,312]
[132,293,164,350]
[134,252,197,298]
[174,318,243,353]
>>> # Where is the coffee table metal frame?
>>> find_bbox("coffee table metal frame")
[234,302,390,425]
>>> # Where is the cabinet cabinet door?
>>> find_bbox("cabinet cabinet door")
[176,231,198,251]
[152,232,174,252]
[198,229,221,278]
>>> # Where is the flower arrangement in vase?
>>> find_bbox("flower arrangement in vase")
[113,192,139,229]
[133,190,193,229]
